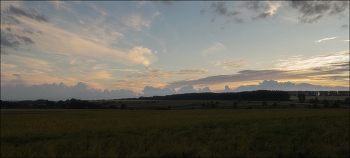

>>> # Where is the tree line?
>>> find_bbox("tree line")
[138,90,290,101]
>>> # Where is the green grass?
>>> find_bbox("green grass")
[1,109,349,157]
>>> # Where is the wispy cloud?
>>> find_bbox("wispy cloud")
[210,60,248,70]
[314,37,337,43]
[127,67,209,80]
[275,50,349,70]
[202,42,225,56]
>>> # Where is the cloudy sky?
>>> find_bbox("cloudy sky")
[1,1,349,100]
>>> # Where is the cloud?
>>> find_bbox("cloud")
[127,47,158,67]
[178,85,197,94]
[167,51,349,88]
[251,1,281,20]
[232,80,349,92]
[123,11,160,31]
[6,27,11,32]
[211,60,248,70]
[198,87,211,93]
[202,42,226,56]
[243,1,270,12]
[211,2,240,17]
[20,36,35,44]
[127,67,208,80]
[1,82,138,101]
[314,37,337,43]
[252,12,271,20]
[13,74,22,80]
[288,1,349,23]
[4,55,52,72]
[200,9,206,14]
[175,69,209,75]
[297,15,323,24]
[1,33,21,48]
[275,50,349,70]
[340,24,348,29]
[8,5,49,22]
[142,86,176,97]
[142,85,211,97]
[1,4,161,67]
[161,1,176,7]
[85,71,113,80]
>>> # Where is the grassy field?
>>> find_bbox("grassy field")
[1,109,349,157]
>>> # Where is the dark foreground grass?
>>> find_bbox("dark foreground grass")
[1,109,349,157]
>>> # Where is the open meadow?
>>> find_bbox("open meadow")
[1,108,349,157]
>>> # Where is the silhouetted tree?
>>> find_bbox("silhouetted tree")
[290,103,296,108]
[331,101,340,108]
[121,104,127,109]
[345,97,349,105]
[322,99,330,108]
[233,102,237,109]
[272,102,278,108]
[297,93,306,103]
[237,95,242,102]
[312,103,320,109]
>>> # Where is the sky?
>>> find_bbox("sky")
[1,1,349,100]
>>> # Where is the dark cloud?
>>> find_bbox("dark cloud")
[161,1,175,6]
[252,12,271,20]
[1,15,21,25]
[17,28,35,35]
[37,31,43,35]
[1,50,9,55]
[1,33,21,48]
[289,1,331,16]
[297,15,323,24]
[21,36,35,44]
[210,2,240,17]
[340,24,348,29]
[288,1,349,24]
[243,1,270,12]
[167,69,289,88]
[6,27,11,32]
[9,5,49,23]
[200,9,206,14]
[1,82,139,101]
[328,1,349,15]
[234,18,244,23]
[1,29,36,47]
[13,74,22,80]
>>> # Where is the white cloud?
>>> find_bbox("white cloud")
[266,1,281,15]
[202,42,226,56]
[276,50,349,70]
[314,37,337,43]
[122,11,160,31]
[3,16,157,67]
